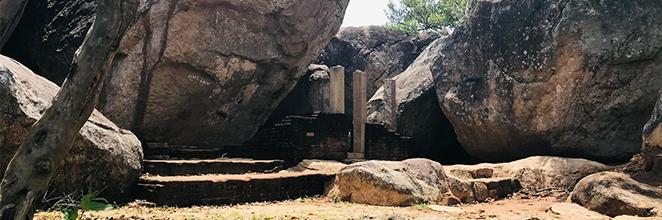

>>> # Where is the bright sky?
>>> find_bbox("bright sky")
[341,0,390,27]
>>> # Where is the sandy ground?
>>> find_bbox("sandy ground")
[33,194,587,220]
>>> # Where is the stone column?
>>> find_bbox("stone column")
[309,71,330,113]
[351,70,367,158]
[329,65,345,114]
[384,78,397,132]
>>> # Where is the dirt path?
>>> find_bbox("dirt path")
[33,195,601,220]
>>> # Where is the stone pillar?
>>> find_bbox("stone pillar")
[309,71,330,113]
[351,70,367,158]
[383,78,397,132]
[329,65,345,114]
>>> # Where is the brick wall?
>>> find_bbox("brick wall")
[365,124,413,160]
[243,113,349,166]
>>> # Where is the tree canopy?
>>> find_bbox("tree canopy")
[385,0,467,33]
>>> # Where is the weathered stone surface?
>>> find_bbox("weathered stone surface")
[96,0,349,146]
[1,0,97,85]
[314,26,442,118]
[445,175,521,203]
[331,158,457,206]
[570,172,662,217]
[625,92,662,186]
[432,0,662,162]
[136,171,334,206]
[282,159,347,174]
[0,55,143,202]
[445,156,610,190]
[367,38,467,164]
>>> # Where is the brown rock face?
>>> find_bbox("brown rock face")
[331,158,456,206]
[0,55,143,203]
[570,172,662,217]
[432,0,662,162]
[367,38,467,164]
[626,92,662,186]
[97,0,350,146]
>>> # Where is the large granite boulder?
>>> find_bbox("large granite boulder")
[313,26,442,119]
[1,0,97,85]
[432,0,662,162]
[95,0,349,146]
[367,38,468,164]
[570,172,662,217]
[330,158,457,206]
[0,55,143,203]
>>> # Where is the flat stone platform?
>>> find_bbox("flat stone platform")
[144,159,284,176]
[134,171,334,206]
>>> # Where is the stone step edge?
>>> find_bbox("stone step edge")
[143,159,284,164]
[139,171,333,183]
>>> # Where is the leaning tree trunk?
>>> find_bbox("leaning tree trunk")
[0,0,139,219]
[0,0,29,51]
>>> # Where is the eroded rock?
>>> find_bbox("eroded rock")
[0,55,143,203]
[444,156,610,190]
[625,92,662,186]
[432,0,662,162]
[570,172,662,217]
[367,38,467,164]
[314,26,442,118]
[330,158,456,206]
[97,0,350,147]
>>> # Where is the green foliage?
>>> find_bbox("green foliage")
[80,189,114,211]
[411,203,431,210]
[57,204,78,220]
[56,188,114,220]
[385,0,468,33]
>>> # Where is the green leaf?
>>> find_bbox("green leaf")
[92,197,110,203]
[80,192,94,211]
[58,205,78,220]
[89,201,114,211]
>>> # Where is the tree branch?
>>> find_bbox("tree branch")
[0,0,140,219]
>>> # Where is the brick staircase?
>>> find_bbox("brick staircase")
[133,144,335,206]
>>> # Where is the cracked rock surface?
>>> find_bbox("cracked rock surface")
[97,0,349,146]
[432,0,662,162]
[0,55,143,203]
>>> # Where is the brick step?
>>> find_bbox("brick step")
[134,172,334,206]
[143,144,225,159]
[144,159,284,176]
